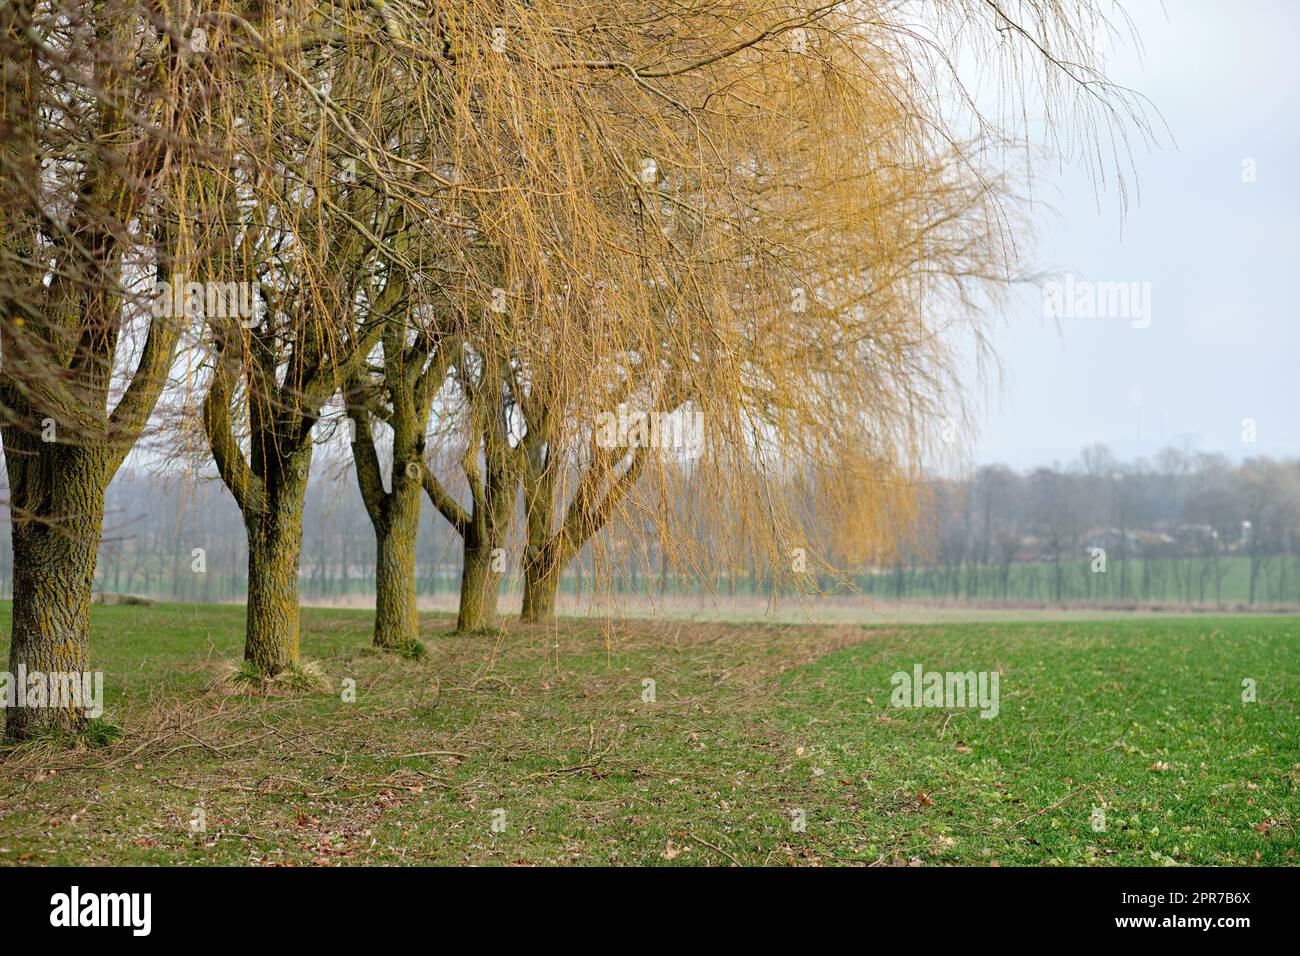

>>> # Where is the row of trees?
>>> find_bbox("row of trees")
[0,462,760,604]
[898,447,1300,606]
[4,444,1292,609]
[1,0,1147,739]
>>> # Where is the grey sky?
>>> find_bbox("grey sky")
[968,0,1300,469]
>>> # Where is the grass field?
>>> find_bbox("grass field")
[0,603,1296,865]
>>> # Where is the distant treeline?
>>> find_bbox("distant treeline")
[0,444,1296,608]
[884,445,1300,606]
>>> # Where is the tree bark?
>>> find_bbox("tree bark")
[4,445,106,740]
[348,366,435,650]
[457,532,501,631]
[373,479,421,648]
[203,326,330,676]
[520,439,560,624]
[243,495,305,675]
[517,561,559,629]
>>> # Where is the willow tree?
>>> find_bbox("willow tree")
[346,299,525,639]
[333,2,704,634]
[344,295,458,650]
[497,0,1153,622]
[0,1,200,738]
[328,5,605,637]
[192,3,458,674]
[299,0,1147,638]
[210,0,1145,647]
[501,1,997,622]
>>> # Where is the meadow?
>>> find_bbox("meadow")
[0,604,1295,866]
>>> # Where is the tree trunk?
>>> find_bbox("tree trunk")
[243,490,306,675]
[373,489,421,648]
[348,385,429,650]
[520,429,558,624]
[457,535,500,631]
[4,447,106,740]
[521,556,560,623]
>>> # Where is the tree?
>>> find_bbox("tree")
[345,294,456,650]
[0,0,194,738]
[507,0,1030,621]
[1238,458,1300,604]
[194,3,448,673]
[500,0,1154,622]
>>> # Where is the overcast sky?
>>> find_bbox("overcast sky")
[965,0,1300,470]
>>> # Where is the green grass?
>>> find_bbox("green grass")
[0,603,1295,865]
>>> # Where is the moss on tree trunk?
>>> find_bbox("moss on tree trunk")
[457,528,506,632]
[4,447,106,740]
[243,502,304,675]
[457,535,501,631]
[348,367,433,650]
[373,475,421,649]
[520,560,560,623]
[203,330,325,677]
